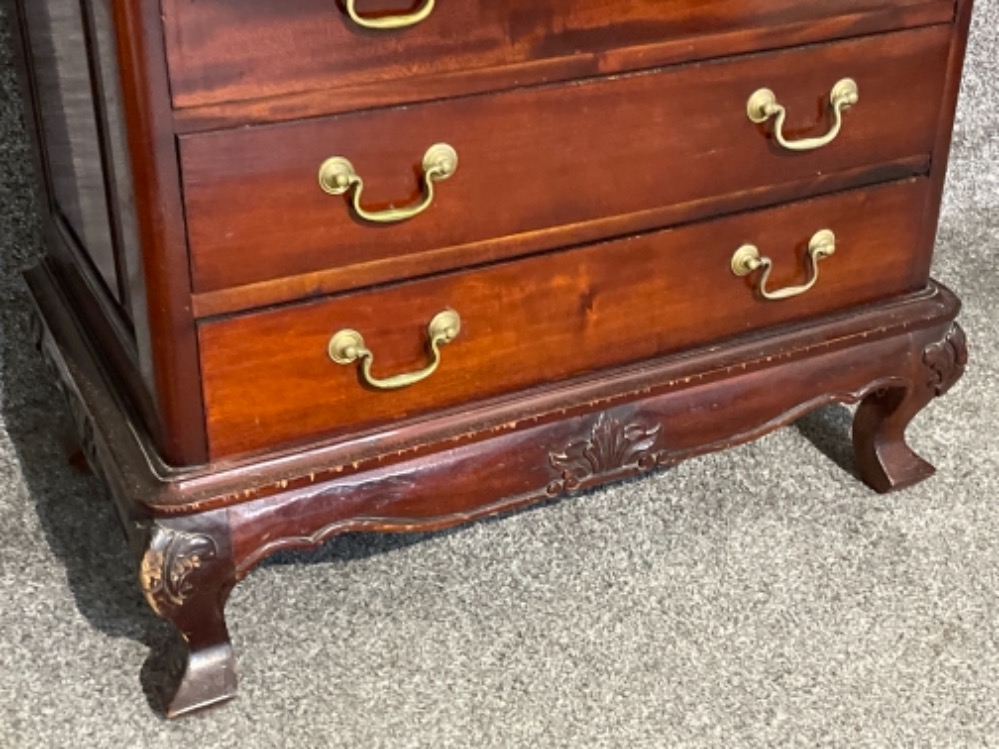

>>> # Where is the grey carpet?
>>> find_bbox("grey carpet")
[1,6,997,748]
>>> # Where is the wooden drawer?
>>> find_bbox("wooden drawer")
[162,0,952,110]
[182,26,949,303]
[200,178,931,459]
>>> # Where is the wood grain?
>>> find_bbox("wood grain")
[18,0,119,302]
[199,178,932,459]
[181,26,951,298]
[105,0,210,464]
[162,0,952,111]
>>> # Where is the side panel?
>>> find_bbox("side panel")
[19,0,121,304]
[84,0,143,316]
[8,0,210,465]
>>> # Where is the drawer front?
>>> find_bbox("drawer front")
[163,0,951,109]
[182,26,950,298]
[200,179,931,459]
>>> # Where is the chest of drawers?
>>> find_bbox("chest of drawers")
[8,0,973,717]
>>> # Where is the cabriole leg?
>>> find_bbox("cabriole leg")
[853,323,967,493]
[137,511,238,718]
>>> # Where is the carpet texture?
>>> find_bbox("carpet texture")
[1,6,997,748]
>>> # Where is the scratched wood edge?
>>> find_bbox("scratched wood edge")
[25,258,962,523]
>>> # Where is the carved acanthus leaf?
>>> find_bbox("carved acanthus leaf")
[924,323,968,396]
[548,413,663,495]
[140,528,218,615]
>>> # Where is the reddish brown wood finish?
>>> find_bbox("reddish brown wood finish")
[169,4,956,132]
[139,510,239,716]
[181,26,950,299]
[854,322,967,492]
[199,179,931,459]
[105,0,209,464]
[226,316,966,576]
[188,158,931,318]
[161,0,952,111]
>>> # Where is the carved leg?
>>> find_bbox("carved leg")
[853,323,967,493]
[138,511,238,718]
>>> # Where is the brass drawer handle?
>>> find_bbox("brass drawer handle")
[328,310,461,391]
[318,143,457,225]
[747,79,859,152]
[731,229,836,301]
[345,0,435,30]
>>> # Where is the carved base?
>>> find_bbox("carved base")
[25,261,967,717]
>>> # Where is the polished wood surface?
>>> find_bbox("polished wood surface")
[200,179,931,458]
[9,0,212,465]
[226,313,967,576]
[182,26,949,299]
[84,0,143,318]
[105,0,210,464]
[188,158,931,318]
[162,0,952,111]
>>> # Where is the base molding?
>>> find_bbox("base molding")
[25,260,966,717]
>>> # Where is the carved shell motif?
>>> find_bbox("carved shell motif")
[548,413,663,495]
[140,528,218,615]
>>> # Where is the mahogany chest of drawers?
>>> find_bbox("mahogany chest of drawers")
[8,0,973,717]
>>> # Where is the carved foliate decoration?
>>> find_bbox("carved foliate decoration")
[924,323,968,397]
[548,413,665,495]
[140,528,218,615]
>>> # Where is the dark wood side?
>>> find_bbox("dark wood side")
[199,179,932,459]
[102,0,209,465]
[161,0,953,126]
[79,0,144,319]
[7,0,209,465]
[4,0,167,451]
[181,25,950,303]
[13,0,119,302]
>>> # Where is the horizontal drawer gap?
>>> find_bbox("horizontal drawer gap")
[198,177,933,458]
[191,161,931,321]
[181,25,949,310]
